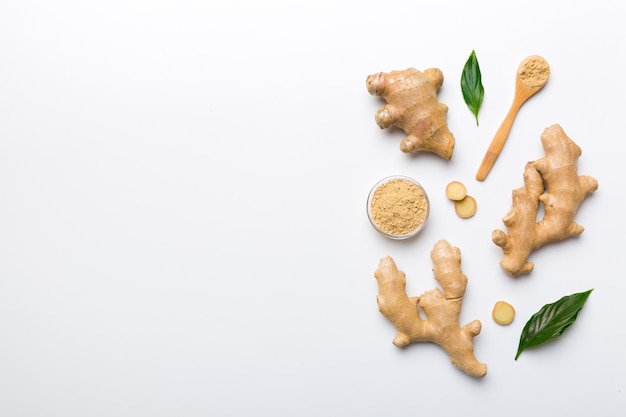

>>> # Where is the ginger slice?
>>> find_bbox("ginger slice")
[455,195,477,219]
[446,181,467,201]
[492,301,515,325]
[445,181,476,219]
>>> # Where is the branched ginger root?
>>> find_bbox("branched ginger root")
[374,239,487,378]
[366,68,455,159]
[492,124,599,277]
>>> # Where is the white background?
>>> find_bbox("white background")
[1,1,624,415]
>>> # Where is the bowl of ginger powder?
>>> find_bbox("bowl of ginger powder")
[367,175,430,239]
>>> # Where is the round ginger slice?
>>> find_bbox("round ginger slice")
[454,195,477,218]
[492,301,515,325]
[445,181,467,201]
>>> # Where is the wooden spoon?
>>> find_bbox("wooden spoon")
[475,55,550,181]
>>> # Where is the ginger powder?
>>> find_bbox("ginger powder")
[518,55,550,88]
[367,176,430,239]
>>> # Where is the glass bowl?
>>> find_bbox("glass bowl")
[366,175,430,240]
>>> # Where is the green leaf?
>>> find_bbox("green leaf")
[515,289,593,360]
[460,50,484,126]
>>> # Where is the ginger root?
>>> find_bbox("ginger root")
[374,239,487,378]
[366,68,455,159]
[492,124,598,277]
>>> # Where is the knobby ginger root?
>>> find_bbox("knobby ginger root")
[492,124,598,277]
[374,239,487,378]
[366,68,455,159]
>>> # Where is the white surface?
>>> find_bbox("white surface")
[0,1,624,415]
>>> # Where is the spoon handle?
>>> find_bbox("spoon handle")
[475,101,521,181]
